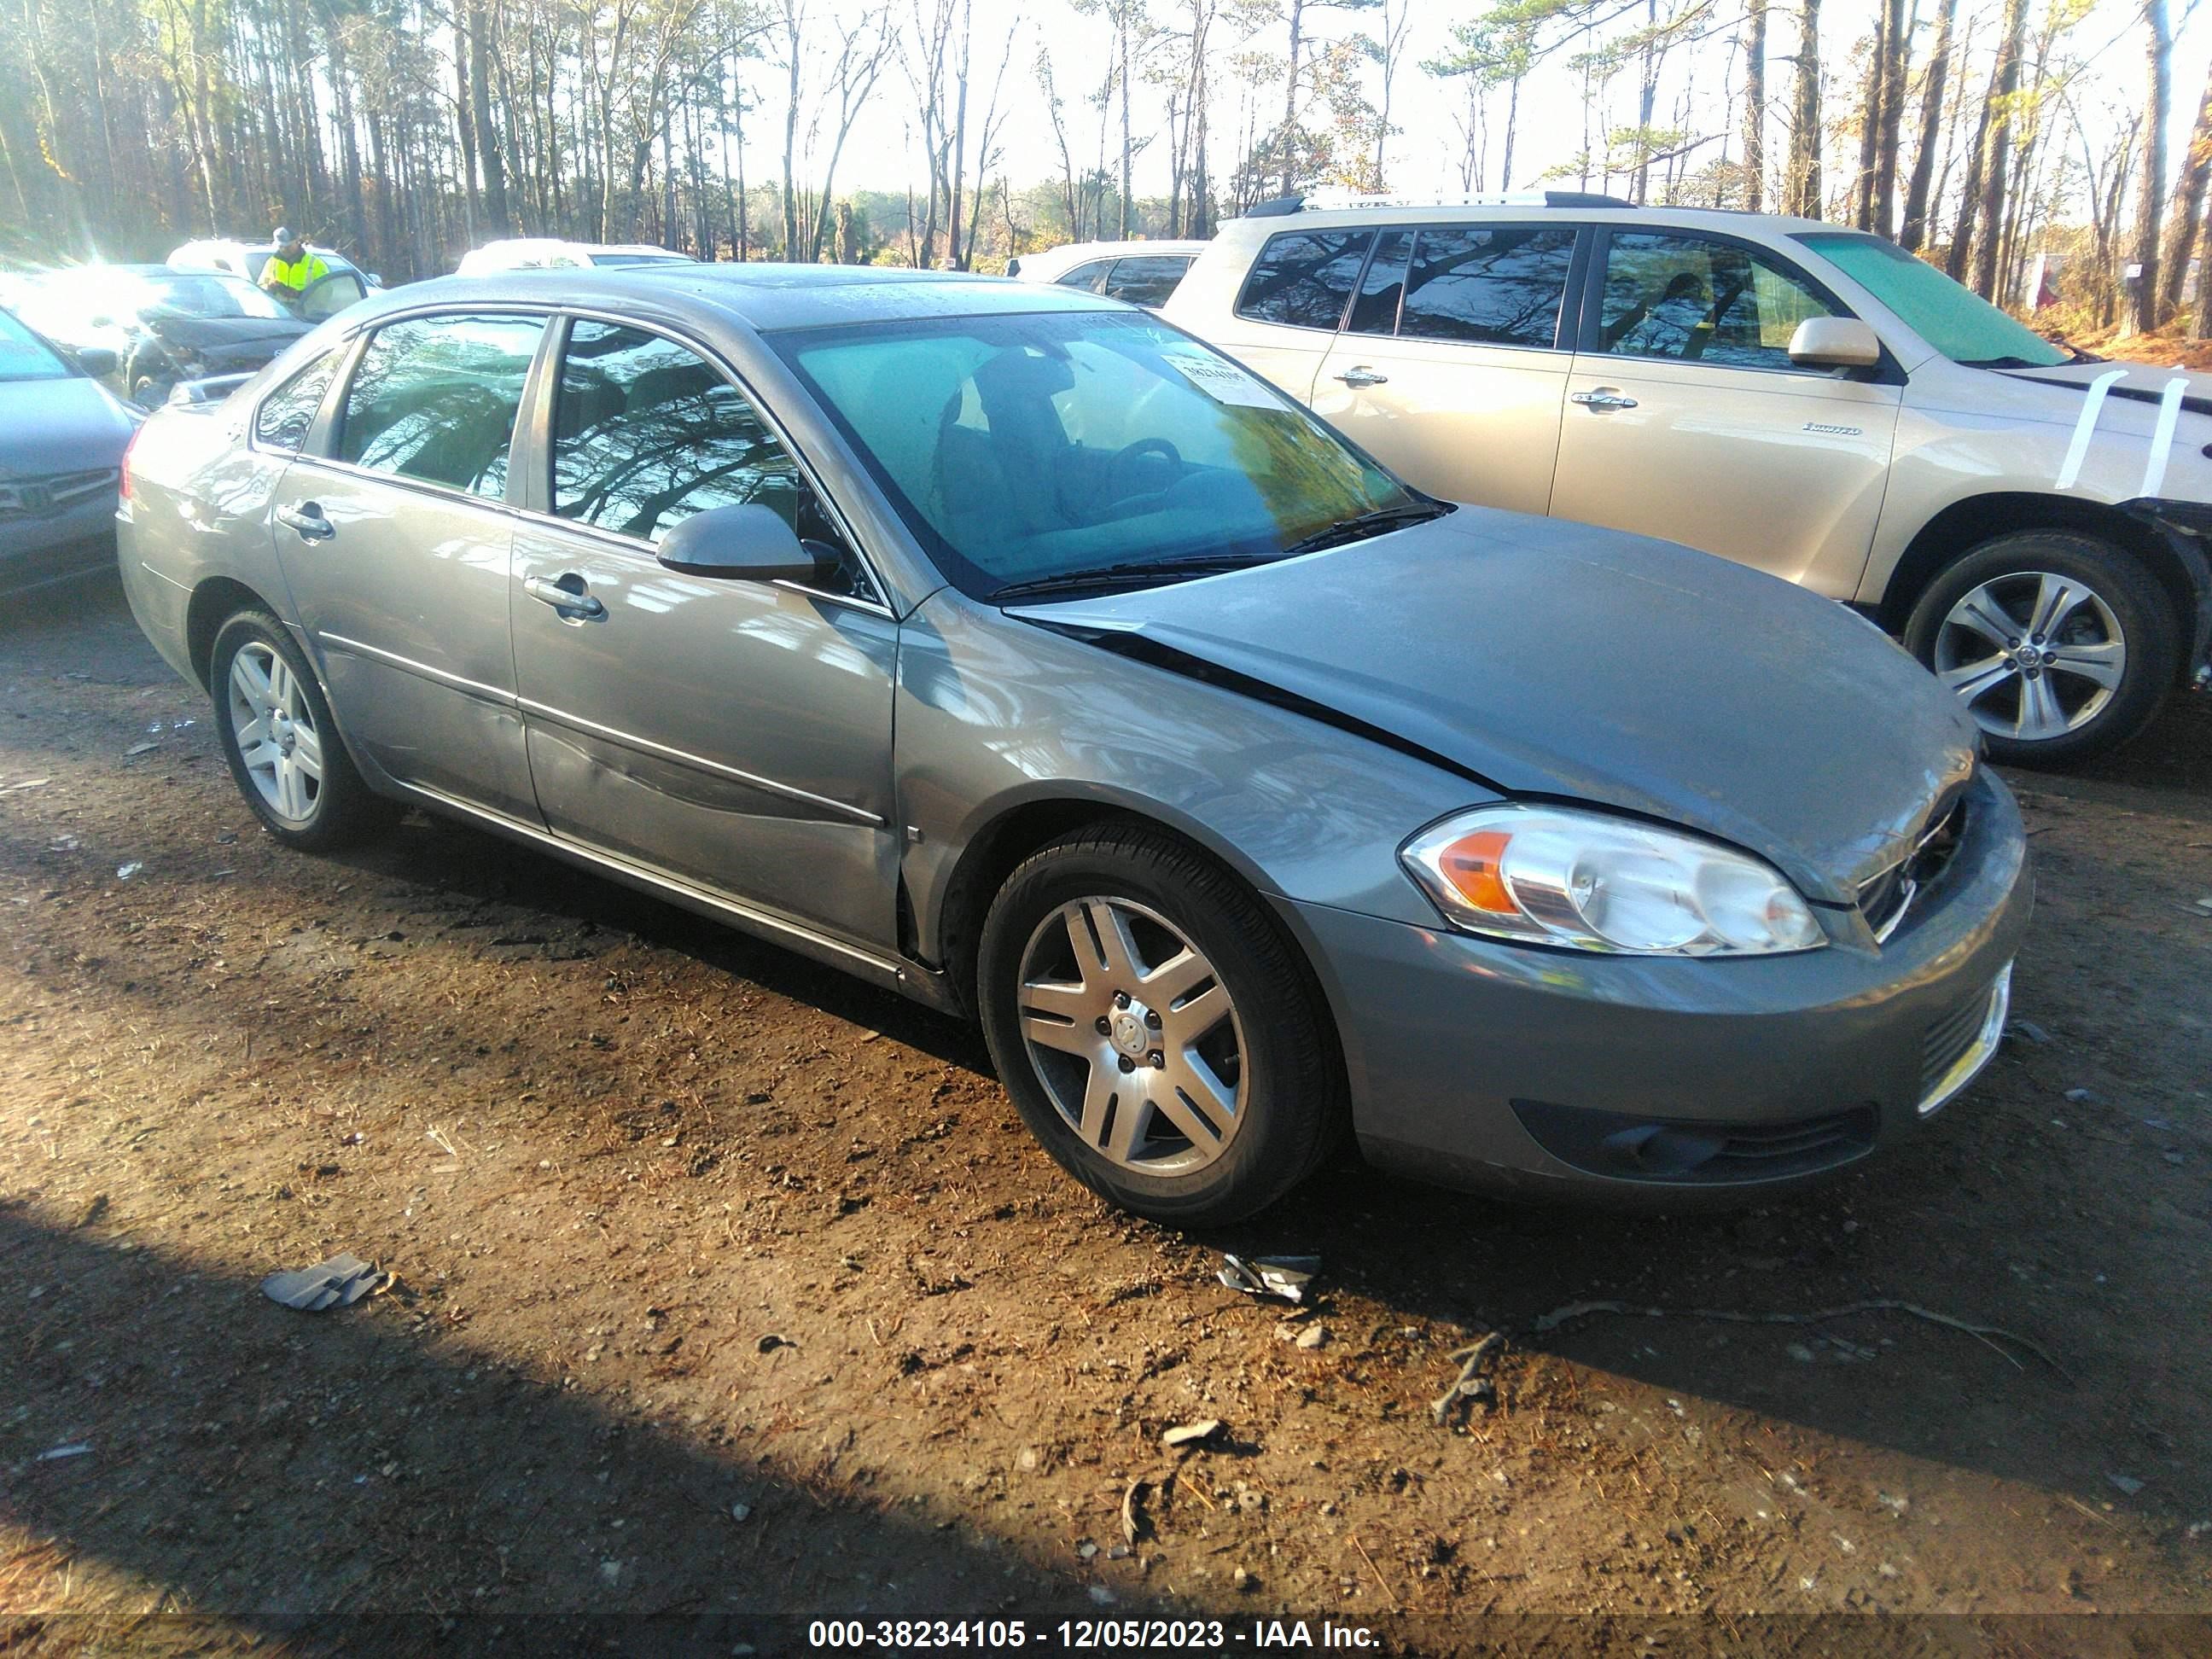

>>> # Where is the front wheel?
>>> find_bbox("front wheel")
[209,610,393,850]
[975,824,1345,1225]
[1903,532,2179,767]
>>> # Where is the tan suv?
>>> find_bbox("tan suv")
[1164,195,2212,765]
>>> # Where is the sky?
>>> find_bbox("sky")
[818,0,2212,220]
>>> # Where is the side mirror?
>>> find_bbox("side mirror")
[73,346,118,379]
[655,503,830,585]
[1788,316,1882,370]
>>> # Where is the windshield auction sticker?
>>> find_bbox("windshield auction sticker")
[1158,345,1283,410]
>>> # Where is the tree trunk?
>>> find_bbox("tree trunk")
[1852,0,1886,228]
[470,0,509,234]
[1787,0,1822,217]
[1967,0,2027,300]
[1899,0,1956,251]
[1279,0,1303,197]
[1742,0,1767,212]
[2135,0,2174,333]
[1871,0,1908,232]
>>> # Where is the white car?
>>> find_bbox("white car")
[1005,240,1208,308]
[455,239,696,276]
[169,238,381,292]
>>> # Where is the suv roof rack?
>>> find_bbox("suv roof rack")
[1239,189,1635,219]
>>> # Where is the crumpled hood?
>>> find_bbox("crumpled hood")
[143,312,309,356]
[0,375,137,478]
[1016,507,1980,904]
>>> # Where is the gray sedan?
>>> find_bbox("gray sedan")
[1,307,138,594]
[116,265,2030,1223]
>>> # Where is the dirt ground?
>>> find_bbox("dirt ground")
[3,579,2209,1655]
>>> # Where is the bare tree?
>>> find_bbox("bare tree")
[1784,0,1820,217]
[2133,0,2172,333]
[1899,0,1957,251]
[1741,0,1766,212]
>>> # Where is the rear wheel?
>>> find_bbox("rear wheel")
[976,824,1344,1225]
[209,610,392,850]
[1903,532,2178,767]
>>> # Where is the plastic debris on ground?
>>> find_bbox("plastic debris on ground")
[1217,1252,1320,1303]
[260,1252,391,1312]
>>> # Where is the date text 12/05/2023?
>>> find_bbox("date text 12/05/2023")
[805,1618,1382,1650]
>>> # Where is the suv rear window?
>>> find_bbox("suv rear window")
[1399,227,1577,348]
[1235,230,1376,331]
[1102,256,1192,307]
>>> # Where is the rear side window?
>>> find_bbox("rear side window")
[1347,230,1414,335]
[1054,260,1114,293]
[254,348,342,452]
[336,313,544,498]
[1399,226,1577,348]
[1102,255,1191,307]
[1234,230,1375,330]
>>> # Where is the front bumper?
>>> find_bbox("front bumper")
[0,491,120,595]
[1284,766,2033,1204]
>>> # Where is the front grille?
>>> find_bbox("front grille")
[0,468,118,520]
[1860,795,1967,942]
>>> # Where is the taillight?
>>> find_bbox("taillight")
[119,423,143,504]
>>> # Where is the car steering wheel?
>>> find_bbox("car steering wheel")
[1109,437,1184,500]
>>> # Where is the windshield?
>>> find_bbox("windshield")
[588,251,689,267]
[0,309,70,382]
[776,311,1420,598]
[62,270,293,323]
[1797,232,2067,368]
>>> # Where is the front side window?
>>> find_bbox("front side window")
[1102,256,1192,307]
[1399,226,1576,348]
[778,310,1432,599]
[1796,230,2065,367]
[254,348,342,451]
[336,312,544,498]
[551,321,867,594]
[1234,230,1376,331]
[1597,233,1837,370]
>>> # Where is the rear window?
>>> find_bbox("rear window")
[1399,226,1577,348]
[1234,230,1376,331]
[1054,259,1114,293]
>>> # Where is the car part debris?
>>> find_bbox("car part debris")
[1161,1419,1224,1450]
[1217,1253,1318,1303]
[115,862,143,881]
[35,1443,91,1463]
[260,1253,390,1312]
[1430,1332,1505,1427]
[1121,1478,1148,1544]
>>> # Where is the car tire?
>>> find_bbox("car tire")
[976,822,1346,1225]
[1903,532,2179,767]
[209,610,392,851]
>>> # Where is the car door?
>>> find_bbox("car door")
[1204,226,1375,401]
[1548,228,1902,594]
[1309,223,1580,517]
[269,309,546,820]
[508,317,899,950]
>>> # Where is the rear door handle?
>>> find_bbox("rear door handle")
[524,573,606,620]
[1569,388,1639,410]
[1334,366,1388,388]
[275,503,335,541]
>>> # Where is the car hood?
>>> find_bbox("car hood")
[0,375,137,475]
[144,313,309,352]
[1013,508,1980,905]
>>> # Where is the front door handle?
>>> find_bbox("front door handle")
[1569,388,1639,411]
[1334,366,1389,388]
[275,503,335,541]
[524,573,606,620]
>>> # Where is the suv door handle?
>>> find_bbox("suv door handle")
[1569,388,1639,411]
[524,573,606,620]
[275,503,335,541]
[1334,366,1389,388]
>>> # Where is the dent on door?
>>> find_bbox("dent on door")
[508,527,901,948]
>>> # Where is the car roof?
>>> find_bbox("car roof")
[361,262,1126,334]
[1221,202,1837,239]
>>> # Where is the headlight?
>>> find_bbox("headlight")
[1400,805,1827,957]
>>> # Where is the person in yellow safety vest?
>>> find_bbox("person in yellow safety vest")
[259,226,329,303]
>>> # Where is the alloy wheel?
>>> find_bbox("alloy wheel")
[227,642,324,823]
[1015,895,1247,1177]
[1933,569,2127,742]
